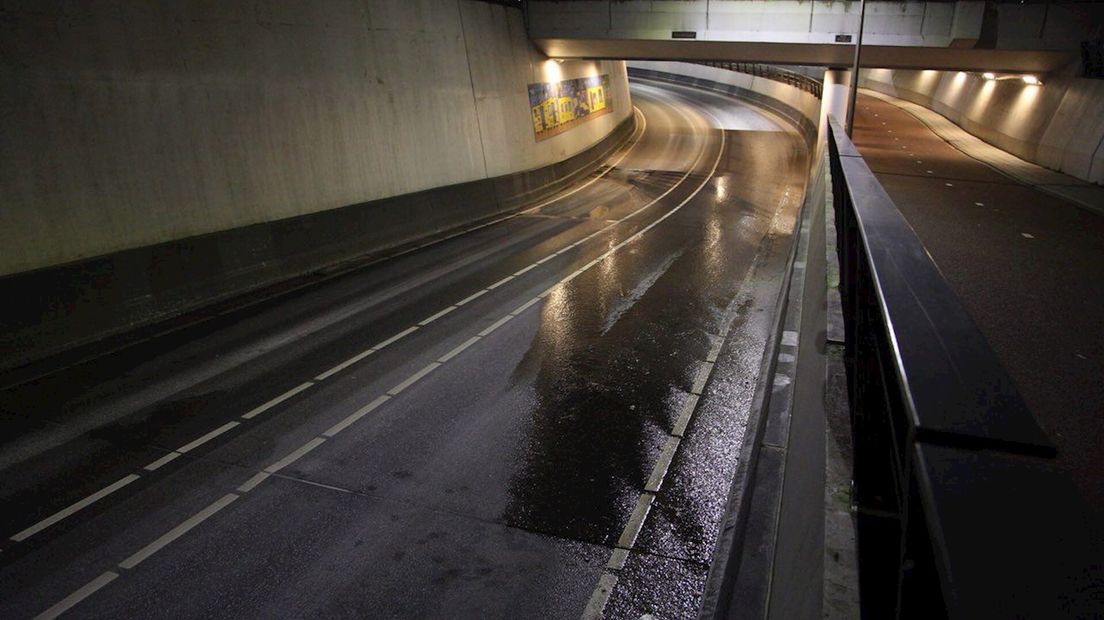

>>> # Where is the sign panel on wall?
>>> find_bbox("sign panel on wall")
[528,74,612,142]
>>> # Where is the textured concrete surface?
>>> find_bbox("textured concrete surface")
[852,93,1104,516]
[628,61,821,133]
[0,0,631,276]
[0,81,809,618]
[862,68,1104,184]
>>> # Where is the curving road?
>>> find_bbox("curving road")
[0,79,809,618]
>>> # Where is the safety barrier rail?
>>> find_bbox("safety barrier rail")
[827,116,1101,619]
[695,61,822,98]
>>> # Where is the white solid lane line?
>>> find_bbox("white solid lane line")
[3,108,652,549]
[418,305,457,326]
[581,92,784,613]
[177,421,240,453]
[34,96,713,617]
[487,275,514,290]
[143,452,182,472]
[286,105,666,389]
[456,289,489,306]
[241,382,314,420]
[118,493,239,570]
[263,437,326,475]
[11,475,141,542]
[303,105,669,383]
[314,348,375,381]
[387,362,441,396]
[509,297,542,316]
[478,315,514,338]
[437,336,481,364]
[322,395,391,438]
[371,325,420,351]
[236,472,270,494]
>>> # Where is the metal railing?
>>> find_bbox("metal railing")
[696,61,822,98]
[827,116,1101,618]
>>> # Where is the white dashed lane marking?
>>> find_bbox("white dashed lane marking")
[33,100,723,619]
[33,571,119,620]
[7,108,656,548]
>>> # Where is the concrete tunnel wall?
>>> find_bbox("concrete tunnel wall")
[626,60,822,142]
[860,68,1104,185]
[0,0,635,370]
[0,0,631,277]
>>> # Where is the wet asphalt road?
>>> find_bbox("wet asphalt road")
[0,79,808,618]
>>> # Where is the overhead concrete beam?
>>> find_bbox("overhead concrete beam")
[527,1,1104,52]
[533,39,1076,74]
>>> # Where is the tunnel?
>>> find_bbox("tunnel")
[1,1,1102,618]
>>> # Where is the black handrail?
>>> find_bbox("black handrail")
[695,61,822,98]
[827,116,1101,618]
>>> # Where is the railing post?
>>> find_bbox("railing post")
[846,0,866,136]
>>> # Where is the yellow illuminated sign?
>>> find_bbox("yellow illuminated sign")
[528,74,612,141]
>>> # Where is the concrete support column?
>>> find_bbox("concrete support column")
[822,70,854,128]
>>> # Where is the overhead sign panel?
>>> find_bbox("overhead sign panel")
[528,74,612,142]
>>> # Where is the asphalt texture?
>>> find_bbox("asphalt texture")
[0,79,809,618]
[851,94,1104,517]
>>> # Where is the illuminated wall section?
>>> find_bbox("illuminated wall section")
[860,69,1104,184]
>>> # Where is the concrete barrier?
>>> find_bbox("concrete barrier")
[861,68,1104,185]
[0,0,632,371]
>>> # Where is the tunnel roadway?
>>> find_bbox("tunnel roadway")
[0,79,809,618]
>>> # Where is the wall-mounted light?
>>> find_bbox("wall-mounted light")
[980,72,1043,86]
[552,58,565,64]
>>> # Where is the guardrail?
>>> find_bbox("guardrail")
[695,61,822,98]
[827,116,1101,619]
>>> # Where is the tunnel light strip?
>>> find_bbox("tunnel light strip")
[32,92,729,618]
[982,71,1042,85]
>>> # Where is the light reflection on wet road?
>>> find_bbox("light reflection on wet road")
[0,80,808,618]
